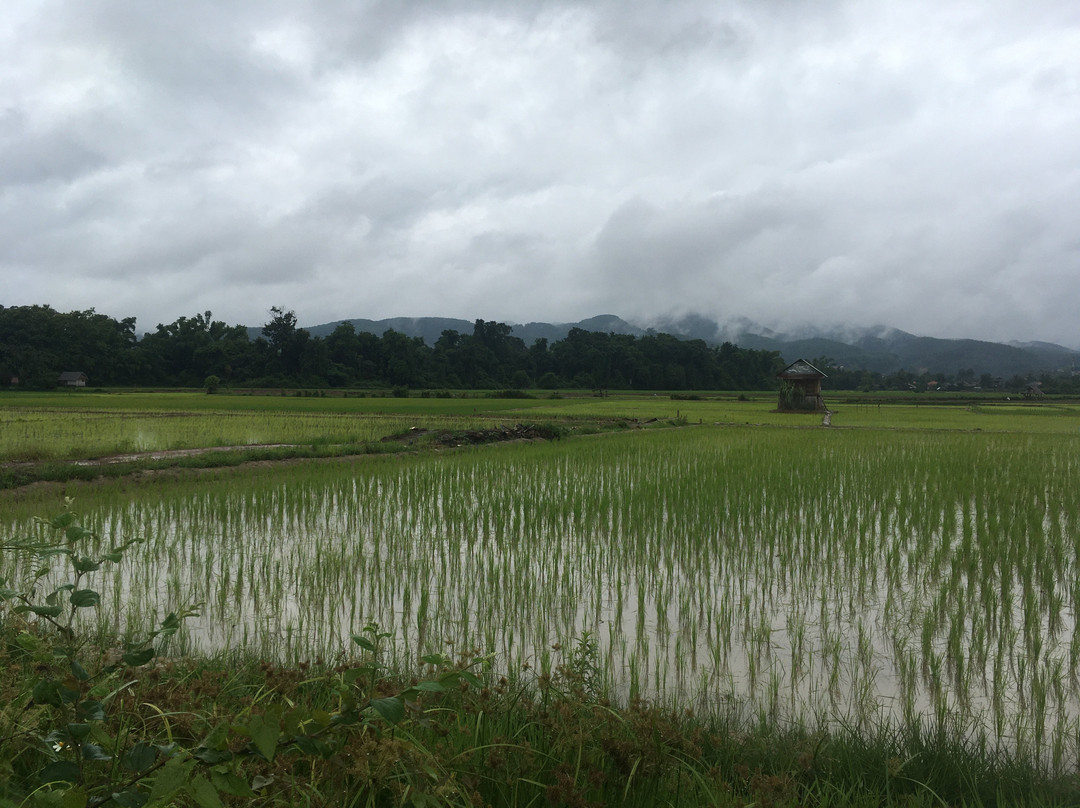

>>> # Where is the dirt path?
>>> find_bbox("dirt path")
[71,444,298,466]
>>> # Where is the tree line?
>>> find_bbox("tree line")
[4,304,1075,394]
[0,305,784,391]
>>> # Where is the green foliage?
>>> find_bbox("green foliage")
[1,304,790,391]
[203,375,221,394]
[0,305,139,388]
[0,505,196,805]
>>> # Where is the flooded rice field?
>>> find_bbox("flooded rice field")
[4,426,1080,768]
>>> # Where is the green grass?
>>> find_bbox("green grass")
[0,389,558,415]
[830,400,1080,432]
[5,620,1071,806]
[0,405,560,463]
[8,389,1078,439]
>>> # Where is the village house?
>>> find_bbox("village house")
[58,371,89,387]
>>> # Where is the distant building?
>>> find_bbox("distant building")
[58,371,88,387]
[1024,381,1045,399]
[776,359,826,411]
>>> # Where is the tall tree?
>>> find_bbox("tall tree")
[140,311,256,385]
[262,307,307,378]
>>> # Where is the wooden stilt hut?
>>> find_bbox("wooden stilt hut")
[776,359,827,411]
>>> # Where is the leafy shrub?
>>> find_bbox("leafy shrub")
[486,389,534,399]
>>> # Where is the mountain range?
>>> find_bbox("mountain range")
[292,315,1080,378]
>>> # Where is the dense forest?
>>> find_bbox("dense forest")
[0,305,781,391]
[1,304,1076,393]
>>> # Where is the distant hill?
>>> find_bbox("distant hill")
[302,317,476,344]
[647,316,1080,377]
[294,314,648,345]
[251,314,1079,378]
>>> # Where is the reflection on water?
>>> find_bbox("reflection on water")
[3,427,1079,768]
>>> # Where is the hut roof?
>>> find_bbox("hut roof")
[776,359,827,379]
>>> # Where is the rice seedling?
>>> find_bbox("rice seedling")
[0,393,571,463]
[3,412,1080,777]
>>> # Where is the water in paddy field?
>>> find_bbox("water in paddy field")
[4,427,1080,769]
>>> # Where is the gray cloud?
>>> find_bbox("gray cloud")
[2,0,1078,345]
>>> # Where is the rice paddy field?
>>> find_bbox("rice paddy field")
[4,392,1080,777]
[0,391,558,461]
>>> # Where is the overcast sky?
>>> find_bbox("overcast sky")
[3,1,1079,345]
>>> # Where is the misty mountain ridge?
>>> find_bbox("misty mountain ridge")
[288,314,1080,378]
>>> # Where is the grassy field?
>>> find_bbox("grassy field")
[0,390,562,415]
[3,389,1078,465]
[0,390,561,461]
[3,390,1080,805]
